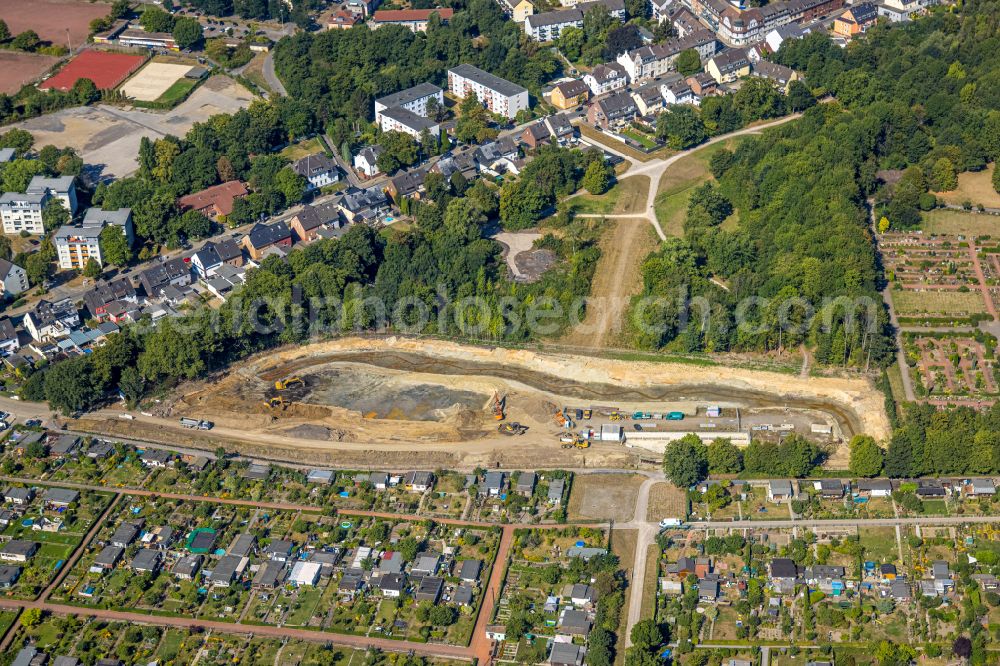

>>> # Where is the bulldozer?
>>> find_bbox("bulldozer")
[560,436,590,449]
[263,397,290,410]
[492,392,506,421]
[275,376,305,391]
[498,422,527,436]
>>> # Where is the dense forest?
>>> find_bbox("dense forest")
[271,0,560,130]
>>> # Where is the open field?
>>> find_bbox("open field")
[0,0,109,47]
[645,483,688,522]
[280,137,325,161]
[10,75,255,181]
[921,208,1000,236]
[120,62,196,102]
[40,50,145,91]
[892,290,988,317]
[567,473,646,522]
[653,137,747,236]
[935,164,1000,209]
[0,51,60,94]
[565,175,649,216]
[577,123,675,163]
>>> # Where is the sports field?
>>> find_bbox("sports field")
[120,62,196,101]
[40,50,145,91]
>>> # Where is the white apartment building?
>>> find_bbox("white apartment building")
[27,175,77,214]
[54,208,134,271]
[0,191,49,235]
[378,106,441,139]
[616,29,718,82]
[374,83,444,126]
[582,63,629,96]
[524,0,625,41]
[0,259,28,297]
[448,64,529,119]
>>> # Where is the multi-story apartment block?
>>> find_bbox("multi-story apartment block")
[27,175,77,214]
[374,83,444,125]
[54,208,134,270]
[0,191,49,235]
[616,29,718,82]
[524,0,625,41]
[448,64,529,119]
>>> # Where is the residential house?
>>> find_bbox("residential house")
[266,539,295,562]
[558,608,592,635]
[706,48,751,83]
[0,565,20,588]
[631,82,665,116]
[253,560,286,589]
[549,643,586,666]
[307,469,334,485]
[25,298,79,342]
[110,521,141,548]
[454,582,475,605]
[370,8,454,31]
[569,583,596,606]
[966,478,997,497]
[388,168,427,199]
[379,551,405,574]
[931,561,953,594]
[524,0,625,41]
[353,146,384,178]
[338,572,365,597]
[812,479,845,498]
[379,572,407,597]
[767,479,793,502]
[28,175,77,214]
[586,92,638,130]
[769,557,798,593]
[93,545,124,571]
[3,487,33,505]
[0,540,37,562]
[889,579,911,600]
[483,471,507,496]
[661,76,698,105]
[289,561,322,586]
[209,554,248,587]
[806,565,846,595]
[324,9,361,29]
[876,0,933,21]
[12,647,45,666]
[458,559,482,582]
[138,257,192,298]
[495,0,535,22]
[582,63,628,96]
[548,478,566,504]
[880,563,897,580]
[764,23,810,53]
[916,481,946,499]
[292,153,339,192]
[178,181,248,220]
[0,318,18,355]
[686,72,718,97]
[549,79,590,109]
[857,479,892,497]
[404,471,434,492]
[243,222,293,261]
[140,449,173,468]
[413,554,441,576]
[82,278,138,321]
[832,2,878,38]
[516,472,537,496]
[415,575,443,602]
[0,191,48,235]
[190,239,243,279]
[43,488,79,507]
[288,206,326,244]
[545,114,576,144]
[0,259,28,297]
[173,554,203,580]
[750,60,798,90]
[448,64,529,119]
[336,186,390,224]
[229,533,257,558]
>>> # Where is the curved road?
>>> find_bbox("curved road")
[262,51,288,96]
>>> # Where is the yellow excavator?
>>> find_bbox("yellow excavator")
[498,422,527,436]
[561,436,591,449]
[264,397,290,410]
[275,376,304,391]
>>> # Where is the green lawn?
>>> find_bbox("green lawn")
[154,77,198,106]
[921,208,1000,236]
[621,128,658,150]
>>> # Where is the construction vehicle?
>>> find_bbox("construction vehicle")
[583,409,592,420]
[498,422,527,436]
[275,376,304,391]
[560,436,590,449]
[609,412,624,421]
[492,392,506,421]
[264,397,289,410]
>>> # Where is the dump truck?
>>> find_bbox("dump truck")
[275,376,304,391]
[180,418,214,430]
[666,412,685,421]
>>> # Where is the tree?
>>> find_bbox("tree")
[275,167,307,204]
[72,78,100,105]
[110,0,132,19]
[993,163,1000,195]
[140,6,175,33]
[663,434,708,487]
[953,636,972,660]
[848,435,884,477]
[582,159,612,194]
[20,608,42,628]
[605,25,643,60]
[707,438,743,474]
[100,225,131,266]
[82,257,102,279]
[25,252,53,286]
[2,158,47,193]
[0,20,9,42]
[42,199,69,233]
[630,619,666,652]
[559,26,585,61]
[675,49,702,76]
[930,157,958,191]
[11,30,40,52]
[173,17,204,50]
[656,106,706,149]
[878,216,890,233]
[455,95,497,144]
[119,366,145,406]
[376,131,419,174]
[787,79,816,112]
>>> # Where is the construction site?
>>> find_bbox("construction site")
[81,337,890,470]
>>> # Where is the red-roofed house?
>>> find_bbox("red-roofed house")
[370,8,454,32]
[178,181,249,220]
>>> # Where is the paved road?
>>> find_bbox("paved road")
[619,475,664,648]
[470,526,515,664]
[263,51,287,96]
